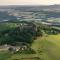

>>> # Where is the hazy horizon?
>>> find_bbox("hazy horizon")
[0,0,60,5]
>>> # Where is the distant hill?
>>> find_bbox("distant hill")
[0,5,60,11]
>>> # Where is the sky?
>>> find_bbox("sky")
[0,0,60,5]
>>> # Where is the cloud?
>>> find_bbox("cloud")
[0,0,60,5]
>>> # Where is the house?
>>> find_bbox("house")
[8,45,28,53]
[16,22,38,32]
[0,42,29,53]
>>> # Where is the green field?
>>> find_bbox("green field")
[0,34,60,60]
[47,18,60,23]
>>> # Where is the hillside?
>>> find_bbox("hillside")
[0,34,60,60]
[0,5,60,60]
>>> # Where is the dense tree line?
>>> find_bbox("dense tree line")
[0,23,43,45]
[0,22,59,45]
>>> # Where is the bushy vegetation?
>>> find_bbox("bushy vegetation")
[0,22,43,45]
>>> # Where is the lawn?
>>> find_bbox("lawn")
[0,34,60,60]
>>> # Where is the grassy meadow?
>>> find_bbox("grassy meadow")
[0,34,60,60]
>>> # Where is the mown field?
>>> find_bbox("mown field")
[0,34,60,60]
